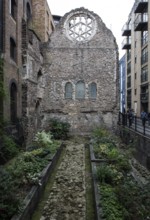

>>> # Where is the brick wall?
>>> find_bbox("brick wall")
[32,0,54,42]
[3,0,23,120]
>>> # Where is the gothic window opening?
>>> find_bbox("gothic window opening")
[10,82,17,123]
[10,0,16,20]
[65,82,73,99]
[26,3,31,21]
[10,37,16,61]
[75,81,85,99]
[37,70,42,81]
[89,82,97,99]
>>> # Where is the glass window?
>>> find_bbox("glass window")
[75,81,85,99]
[65,82,73,99]
[89,82,97,99]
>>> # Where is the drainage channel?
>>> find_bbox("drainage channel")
[31,137,95,220]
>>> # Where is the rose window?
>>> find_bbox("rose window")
[65,13,97,42]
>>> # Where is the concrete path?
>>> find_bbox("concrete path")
[40,141,86,220]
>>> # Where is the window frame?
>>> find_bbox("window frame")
[65,82,73,99]
[75,81,85,99]
[89,82,97,99]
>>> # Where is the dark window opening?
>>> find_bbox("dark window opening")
[10,82,17,123]
[26,3,31,23]
[10,0,16,20]
[10,37,16,61]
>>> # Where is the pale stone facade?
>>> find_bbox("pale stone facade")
[41,8,119,134]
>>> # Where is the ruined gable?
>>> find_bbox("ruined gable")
[41,8,119,134]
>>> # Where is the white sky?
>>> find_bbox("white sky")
[47,0,135,58]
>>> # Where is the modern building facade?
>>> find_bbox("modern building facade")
[122,0,149,115]
[119,55,126,113]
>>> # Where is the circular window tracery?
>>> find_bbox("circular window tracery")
[65,12,97,42]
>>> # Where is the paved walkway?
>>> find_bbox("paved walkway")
[40,141,86,220]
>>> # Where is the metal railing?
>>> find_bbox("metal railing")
[118,112,150,136]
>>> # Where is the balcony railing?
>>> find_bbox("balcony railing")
[141,72,148,82]
[141,92,149,102]
[134,13,148,31]
[122,23,131,36]
[134,0,148,13]
[141,52,148,65]
[122,37,131,49]
[141,35,148,46]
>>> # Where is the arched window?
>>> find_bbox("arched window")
[75,81,85,99]
[10,0,16,20]
[10,82,17,123]
[65,82,73,99]
[26,3,31,22]
[89,82,97,99]
[10,37,16,61]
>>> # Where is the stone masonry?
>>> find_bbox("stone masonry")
[41,8,119,134]
[39,141,86,220]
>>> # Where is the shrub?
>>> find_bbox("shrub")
[34,130,53,148]
[100,184,125,220]
[96,165,114,184]
[0,133,19,164]
[0,167,20,220]
[49,119,70,139]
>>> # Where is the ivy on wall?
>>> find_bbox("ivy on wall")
[0,55,4,123]
[0,57,5,99]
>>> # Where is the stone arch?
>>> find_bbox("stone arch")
[37,69,42,81]
[23,0,32,22]
[65,82,73,99]
[26,2,31,21]
[75,81,85,99]
[10,80,17,123]
[89,82,97,99]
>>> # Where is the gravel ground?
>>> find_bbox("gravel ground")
[40,141,86,220]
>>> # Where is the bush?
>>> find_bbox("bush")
[96,165,114,184]
[49,119,70,139]
[0,167,20,220]
[100,184,125,220]
[0,133,19,164]
[34,130,53,148]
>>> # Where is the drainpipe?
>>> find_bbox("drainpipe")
[0,0,3,53]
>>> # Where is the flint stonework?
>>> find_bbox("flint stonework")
[41,8,119,134]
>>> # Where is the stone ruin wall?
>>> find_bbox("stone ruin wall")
[40,8,119,135]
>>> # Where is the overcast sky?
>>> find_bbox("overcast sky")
[47,0,135,58]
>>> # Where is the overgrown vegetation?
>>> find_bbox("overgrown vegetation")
[0,131,60,220]
[49,118,70,140]
[0,55,5,103]
[92,127,150,220]
[0,132,19,164]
